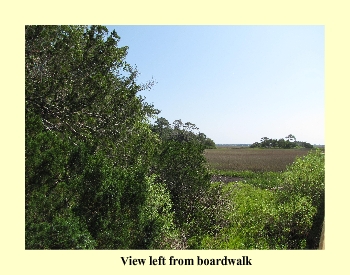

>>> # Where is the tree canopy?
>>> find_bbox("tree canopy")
[151,117,216,148]
[25,25,215,249]
[26,25,159,155]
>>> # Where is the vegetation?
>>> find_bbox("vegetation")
[250,134,313,149]
[151,117,216,149]
[26,25,324,250]
[25,25,214,249]
[201,149,325,249]
[204,147,311,172]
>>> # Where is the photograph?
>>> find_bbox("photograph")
[25,25,325,250]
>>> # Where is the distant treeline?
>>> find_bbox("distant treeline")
[152,117,216,149]
[250,134,313,149]
[216,144,251,147]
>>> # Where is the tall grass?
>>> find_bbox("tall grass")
[205,147,312,172]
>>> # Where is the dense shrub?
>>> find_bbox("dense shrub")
[137,175,179,249]
[25,25,213,249]
[153,140,213,247]
[150,118,216,247]
[25,114,178,249]
[199,149,324,249]
[25,25,177,249]
[278,149,325,248]
[280,149,325,205]
[199,183,318,249]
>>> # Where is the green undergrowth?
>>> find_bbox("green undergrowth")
[202,149,325,249]
[210,169,257,179]
[210,169,283,189]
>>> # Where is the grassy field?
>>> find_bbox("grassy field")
[204,147,313,172]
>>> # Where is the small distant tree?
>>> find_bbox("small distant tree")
[297,141,313,149]
[203,137,216,149]
[197,133,216,149]
[277,138,286,148]
[250,142,260,148]
[152,117,216,149]
[259,137,270,148]
[285,134,296,143]
[151,117,171,139]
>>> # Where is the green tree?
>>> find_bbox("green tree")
[25,25,177,249]
[151,118,214,246]
[198,133,216,149]
[277,138,286,148]
[285,134,296,143]
[151,117,172,140]
[203,137,216,149]
[250,142,260,148]
[25,25,159,156]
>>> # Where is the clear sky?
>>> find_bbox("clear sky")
[106,25,324,145]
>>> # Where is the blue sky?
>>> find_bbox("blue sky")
[106,25,324,145]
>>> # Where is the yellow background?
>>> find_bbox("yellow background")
[2,0,348,274]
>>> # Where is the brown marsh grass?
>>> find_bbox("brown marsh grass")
[204,147,312,172]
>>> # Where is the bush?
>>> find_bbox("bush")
[150,118,216,247]
[25,116,97,249]
[198,149,325,249]
[278,149,325,248]
[25,114,177,249]
[137,175,179,249]
[281,149,325,205]
[26,210,96,249]
[154,140,211,238]
[199,183,275,249]
[25,25,178,249]
[199,183,317,249]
